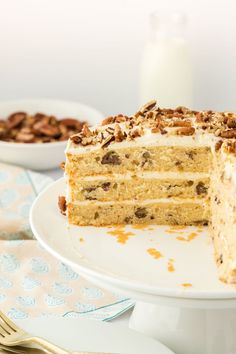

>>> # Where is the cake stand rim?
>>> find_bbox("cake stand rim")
[30,177,236,302]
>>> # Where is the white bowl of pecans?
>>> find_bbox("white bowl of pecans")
[0,99,103,170]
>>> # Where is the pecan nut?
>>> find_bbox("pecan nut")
[101,116,115,126]
[140,100,157,112]
[220,129,236,138]
[0,111,87,143]
[7,112,26,129]
[58,196,67,215]
[176,127,195,136]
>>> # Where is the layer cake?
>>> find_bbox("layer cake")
[64,100,236,283]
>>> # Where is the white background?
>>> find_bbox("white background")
[0,0,236,116]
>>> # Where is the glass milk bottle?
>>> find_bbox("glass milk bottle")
[140,12,193,108]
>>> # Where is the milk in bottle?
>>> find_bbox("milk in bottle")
[140,12,193,108]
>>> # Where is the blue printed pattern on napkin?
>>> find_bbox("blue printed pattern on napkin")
[0,163,52,240]
[0,241,134,320]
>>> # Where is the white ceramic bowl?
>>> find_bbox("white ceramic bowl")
[0,99,103,170]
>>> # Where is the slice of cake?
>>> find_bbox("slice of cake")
[64,100,236,283]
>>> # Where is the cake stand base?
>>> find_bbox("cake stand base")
[129,301,236,354]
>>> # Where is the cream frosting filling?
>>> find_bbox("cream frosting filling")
[66,126,218,155]
[76,171,210,181]
[69,198,207,206]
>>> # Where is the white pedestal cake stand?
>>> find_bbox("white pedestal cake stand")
[30,178,236,354]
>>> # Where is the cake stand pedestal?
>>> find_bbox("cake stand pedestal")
[77,272,236,354]
[129,300,236,354]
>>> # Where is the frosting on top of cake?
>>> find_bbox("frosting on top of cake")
[66,100,236,155]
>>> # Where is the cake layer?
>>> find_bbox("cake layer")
[67,199,210,226]
[68,173,210,202]
[66,146,212,177]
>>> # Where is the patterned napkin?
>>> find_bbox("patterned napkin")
[0,163,134,320]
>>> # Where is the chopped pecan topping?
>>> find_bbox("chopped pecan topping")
[220,129,236,138]
[114,115,128,123]
[171,120,192,127]
[195,112,204,123]
[160,128,167,134]
[176,127,195,136]
[70,134,82,144]
[114,124,126,142]
[101,116,115,126]
[82,124,93,137]
[134,110,145,118]
[58,196,67,215]
[140,100,157,112]
[195,111,212,123]
[101,135,115,148]
[129,127,144,139]
[227,117,236,128]
[151,127,160,133]
[81,136,94,146]
[214,128,221,137]
[215,140,223,151]
[175,106,189,114]
[106,127,115,134]
[62,101,236,149]
[224,141,236,154]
